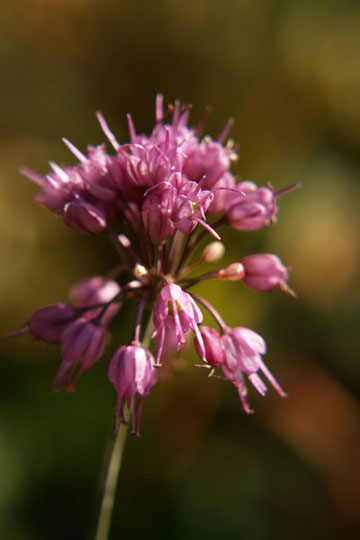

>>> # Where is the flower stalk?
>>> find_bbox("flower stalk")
[94,420,128,540]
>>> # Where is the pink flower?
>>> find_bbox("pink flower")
[153,284,205,364]
[142,183,175,244]
[108,344,157,435]
[125,143,172,190]
[21,163,82,213]
[222,327,286,413]
[226,182,277,230]
[241,254,289,292]
[80,146,118,202]
[183,139,231,188]
[171,180,220,239]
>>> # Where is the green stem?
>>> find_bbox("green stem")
[94,421,128,540]
[93,300,154,540]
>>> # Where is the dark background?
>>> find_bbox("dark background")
[1,1,360,539]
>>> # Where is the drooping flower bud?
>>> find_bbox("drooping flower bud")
[241,254,289,292]
[108,343,157,435]
[217,262,245,281]
[195,326,225,368]
[27,303,75,343]
[63,199,107,234]
[53,319,107,390]
[226,182,277,231]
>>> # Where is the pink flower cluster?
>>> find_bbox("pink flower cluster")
[20,95,298,435]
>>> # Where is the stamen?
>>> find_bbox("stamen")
[195,105,212,138]
[213,186,246,197]
[258,358,287,398]
[191,323,206,362]
[275,183,302,198]
[171,297,185,345]
[218,118,234,144]
[49,162,69,182]
[197,218,221,240]
[249,373,268,396]
[236,383,254,414]
[96,112,120,151]
[62,138,87,163]
[280,281,297,298]
[155,94,164,123]
[19,167,45,186]
[172,100,180,126]
[127,114,137,143]
[5,327,29,339]
[155,326,165,365]
[130,393,136,435]
[178,104,192,127]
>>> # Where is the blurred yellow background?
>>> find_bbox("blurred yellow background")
[1,1,359,539]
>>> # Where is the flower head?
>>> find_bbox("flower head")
[18,94,298,433]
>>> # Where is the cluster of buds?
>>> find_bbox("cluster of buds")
[19,95,298,435]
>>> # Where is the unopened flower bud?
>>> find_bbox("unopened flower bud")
[218,262,245,281]
[142,185,175,244]
[27,303,75,343]
[241,254,289,292]
[201,241,225,263]
[226,182,277,231]
[63,199,106,234]
[183,139,230,188]
[208,172,236,215]
[133,264,148,279]
[195,326,225,368]
[53,319,107,389]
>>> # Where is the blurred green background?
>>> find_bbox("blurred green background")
[1,0,360,538]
